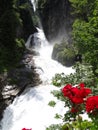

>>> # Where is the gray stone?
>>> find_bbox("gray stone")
[0,49,41,120]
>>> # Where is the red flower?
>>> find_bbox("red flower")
[71,87,80,97]
[79,88,91,98]
[62,83,91,104]
[62,84,72,98]
[22,128,27,130]
[79,83,85,88]
[71,97,84,104]
[22,128,32,130]
[86,96,98,113]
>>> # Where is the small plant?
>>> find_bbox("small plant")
[48,101,56,107]
[54,113,62,119]
[46,124,62,130]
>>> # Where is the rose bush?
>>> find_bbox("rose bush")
[62,83,98,116]
[86,96,98,113]
[47,83,98,129]
[61,83,98,129]
[62,83,91,105]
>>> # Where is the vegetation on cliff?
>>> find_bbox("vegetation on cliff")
[0,0,36,72]
[52,41,75,67]
[71,0,98,76]
[51,0,98,78]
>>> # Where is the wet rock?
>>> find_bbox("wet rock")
[2,85,19,99]
[38,0,74,42]
[0,49,41,121]
[52,43,75,67]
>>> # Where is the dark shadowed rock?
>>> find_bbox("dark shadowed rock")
[38,0,74,42]
[52,43,75,67]
[0,49,41,121]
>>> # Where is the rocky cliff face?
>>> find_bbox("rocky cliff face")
[38,0,73,42]
[0,0,39,120]
[16,0,37,41]
[0,49,41,120]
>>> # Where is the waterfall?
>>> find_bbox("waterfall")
[31,0,38,12]
[0,27,75,130]
[0,1,75,130]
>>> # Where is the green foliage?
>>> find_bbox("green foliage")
[72,18,98,73]
[52,63,95,87]
[48,101,56,107]
[0,0,36,72]
[54,113,62,119]
[18,0,39,26]
[62,119,93,130]
[18,0,38,39]
[19,2,31,9]
[70,0,98,76]
[52,62,98,96]
[46,119,93,130]
[0,8,25,72]
[38,0,47,9]
[51,90,65,101]
[15,38,25,48]
[69,0,95,19]
[46,124,62,130]
[0,12,16,63]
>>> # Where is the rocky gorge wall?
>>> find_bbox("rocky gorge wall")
[37,0,76,67]
[38,0,74,42]
[0,48,41,121]
[0,0,39,121]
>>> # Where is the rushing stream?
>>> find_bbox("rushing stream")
[1,28,74,130]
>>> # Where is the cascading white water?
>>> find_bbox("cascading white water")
[31,0,38,12]
[32,28,74,84]
[1,28,75,130]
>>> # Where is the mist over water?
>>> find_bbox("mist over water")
[1,28,74,130]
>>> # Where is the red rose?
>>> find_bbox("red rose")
[62,83,91,105]
[71,97,84,104]
[86,96,98,113]
[62,84,72,98]
[22,128,26,130]
[22,128,32,130]
[79,88,91,98]
[71,87,79,96]
[79,83,85,88]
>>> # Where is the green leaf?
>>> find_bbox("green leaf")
[54,113,62,119]
[48,101,56,107]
